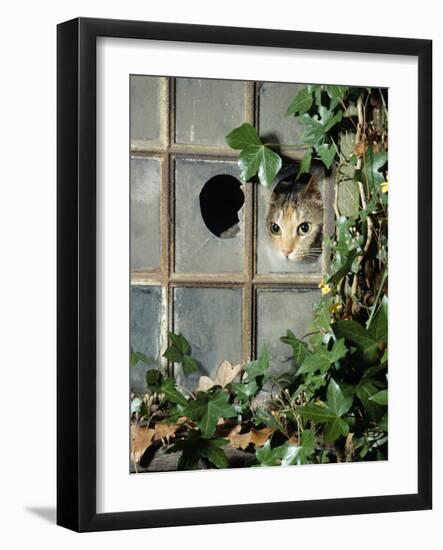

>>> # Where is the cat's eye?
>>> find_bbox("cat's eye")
[270,222,281,235]
[298,222,312,235]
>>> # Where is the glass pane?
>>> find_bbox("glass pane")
[130,285,162,393]
[256,166,325,274]
[174,159,244,273]
[130,75,164,148]
[258,81,306,149]
[131,156,161,271]
[173,287,243,388]
[175,78,247,145]
[256,288,319,380]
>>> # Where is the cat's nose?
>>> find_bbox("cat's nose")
[281,248,292,258]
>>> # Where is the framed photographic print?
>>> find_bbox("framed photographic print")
[57,17,432,532]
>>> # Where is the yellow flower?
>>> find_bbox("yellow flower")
[330,303,343,315]
[380,181,388,193]
[319,280,332,295]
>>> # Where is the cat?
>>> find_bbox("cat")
[265,165,323,263]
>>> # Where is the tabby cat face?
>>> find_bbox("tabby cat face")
[266,176,323,262]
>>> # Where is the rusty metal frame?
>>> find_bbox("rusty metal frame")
[130,76,334,368]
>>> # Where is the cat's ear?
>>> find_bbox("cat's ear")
[301,175,322,202]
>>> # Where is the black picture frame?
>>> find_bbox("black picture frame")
[57,17,432,532]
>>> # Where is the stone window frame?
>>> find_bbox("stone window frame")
[130,75,335,375]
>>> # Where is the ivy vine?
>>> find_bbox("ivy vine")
[131,84,388,471]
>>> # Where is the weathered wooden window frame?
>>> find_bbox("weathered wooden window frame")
[130,76,336,375]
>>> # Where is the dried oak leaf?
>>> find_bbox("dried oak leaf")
[196,360,242,392]
[153,423,179,443]
[250,427,273,446]
[227,425,253,450]
[227,425,273,450]
[131,424,155,464]
[354,141,368,157]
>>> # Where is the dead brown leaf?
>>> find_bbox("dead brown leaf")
[196,360,242,392]
[153,423,178,443]
[227,425,253,450]
[131,424,155,464]
[227,425,273,450]
[250,427,273,447]
[354,141,368,157]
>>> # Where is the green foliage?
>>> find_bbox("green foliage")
[256,431,315,466]
[225,123,282,187]
[163,332,199,376]
[280,330,309,366]
[146,372,188,408]
[298,149,312,176]
[254,408,284,431]
[244,346,270,386]
[286,88,313,116]
[333,321,380,365]
[299,106,343,147]
[183,389,237,438]
[360,146,388,189]
[369,389,388,406]
[168,430,229,470]
[297,379,353,443]
[317,143,336,169]
[298,338,347,375]
[130,347,152,369]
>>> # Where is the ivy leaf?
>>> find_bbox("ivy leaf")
[183,390,236,439]
[225,122,262,149]
[182,355,199,376]
[298,338,347,375]
[202,439,230,469]
[231,379,259,401]
[333,320,379,365]
[163,332,200,377]
[245,346,269,382]
[300,429,316,455]
[239,145,282,188]
[226,122,282,188]
[362,146,388,189]
[169,332,190,355]
[326,85,349,109]
[378,412,388,432]
[280,330,309,366]
[327,248,359,285]
[286,88,313,116]
[298,148,312,176]
[160,378,188,408]
[256,431,316,467]
[169,430,229,470]
[254,408,284,431]
[324,417,349,443]
[356,380,385,421]
[328,338,348,362]
[369,389,388,406]
[327,378,353,417]
[368,296,388,344]
[145,368,161,389]
[280,430,316,466]
[360,361,387,383]
[130,348,152,368]
[299,106,343,146]
[255,440,285,466]
[298,385,350,444]
[296,403,337,423]
[334,216,360,264]
[317,143,336,169]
